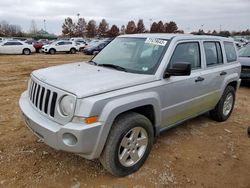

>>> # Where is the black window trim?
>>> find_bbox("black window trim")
[169,41,201,70]
[203,41,224,67]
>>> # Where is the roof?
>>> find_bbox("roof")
[119,33,231,41]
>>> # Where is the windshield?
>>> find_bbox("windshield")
[92,37,168,74]
[239,45,250,57]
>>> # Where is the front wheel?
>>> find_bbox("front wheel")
[99,112,154,177]
[70,48,76,54]
[210,86,235,122]
[23,48,31,55]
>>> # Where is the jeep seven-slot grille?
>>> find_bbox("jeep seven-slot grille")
[29,79,58,117]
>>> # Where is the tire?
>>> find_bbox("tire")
[23,48,31,55]
[99,112,154,177]
[70,48,76,54]
[210,86,235,122]
[49,48,56,55]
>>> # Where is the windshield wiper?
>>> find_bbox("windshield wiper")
[98,64,128,72]
[88,60,98,65]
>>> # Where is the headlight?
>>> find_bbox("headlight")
[59,95,75,116]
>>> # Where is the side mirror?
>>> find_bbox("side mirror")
[248,126,250,138]
[164,62,191,78]
[93,51,99,56]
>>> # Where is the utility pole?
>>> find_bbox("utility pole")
[44,19,46,32]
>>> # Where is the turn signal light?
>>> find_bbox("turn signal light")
[85,116,98,124]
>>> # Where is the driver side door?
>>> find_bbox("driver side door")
[160,40,207,128]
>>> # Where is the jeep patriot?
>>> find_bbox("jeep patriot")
[19,34,241,176]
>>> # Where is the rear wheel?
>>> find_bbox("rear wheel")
[99,112,154,177]
[210,86,235,122]
[49,48,56,55]
[23,48,31,55]
[70,48,76,54]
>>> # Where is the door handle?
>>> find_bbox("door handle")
[195,76,205,82]
[220,71,227,76]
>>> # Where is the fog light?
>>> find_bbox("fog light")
[62,133,78,146]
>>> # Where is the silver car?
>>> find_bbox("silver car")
[19,34,241,176]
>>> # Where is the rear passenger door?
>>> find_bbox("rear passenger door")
[198,41,226,110]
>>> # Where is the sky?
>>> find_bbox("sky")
[0,0,249,35]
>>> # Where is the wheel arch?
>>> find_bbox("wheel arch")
[92,92,161,159]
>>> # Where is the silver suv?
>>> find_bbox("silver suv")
[19,34,241,176]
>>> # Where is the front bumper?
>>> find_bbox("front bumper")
[19,91,102,159]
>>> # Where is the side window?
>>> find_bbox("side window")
[224,42,237,63]
[14,42,23,45]
[170,42,201,69]
[57,42,64,45]
[204,42,223,67]
[3,42,13,46]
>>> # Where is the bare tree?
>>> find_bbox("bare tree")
[125,20,137,34]
[30,19,37,34]
[98,19,109,37]
[107,25,119,37]
[120,25,125,35]
[165,21,178,33]
[157,21,165,33]
[150,22,158,33]
[137,19,145,33]
[75,17,87,37]
[62,17,76,37]
[86,20,97,38]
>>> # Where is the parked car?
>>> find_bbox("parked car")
[83,41,109,55]
[76,42,87,52]
[41,40,78,54]
[19,34,241,176]
[70,37,85,43]
[238,44,250,80]
[0,40,35,55]
[33,40,50,53]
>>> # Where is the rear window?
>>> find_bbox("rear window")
[224,42,237,63]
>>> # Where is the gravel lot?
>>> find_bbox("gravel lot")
[0,53,250,188]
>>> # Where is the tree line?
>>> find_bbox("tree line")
[61,18,182,38]
[192,29,250,37]
[0,21,23,37]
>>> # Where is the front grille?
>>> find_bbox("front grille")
[29,79,58,118]
[242,66,250,73]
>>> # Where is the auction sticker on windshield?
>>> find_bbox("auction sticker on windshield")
[145,38,167,46]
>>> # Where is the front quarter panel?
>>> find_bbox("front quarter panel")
[90,92,161,159]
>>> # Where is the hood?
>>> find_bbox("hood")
[239,57,250,66]
[32,62,158,98]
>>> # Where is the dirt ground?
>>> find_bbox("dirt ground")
[0,53,250,188]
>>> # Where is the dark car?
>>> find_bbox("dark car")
[238,44,250,80]
[33,40,50,53]
[83,41,109,55]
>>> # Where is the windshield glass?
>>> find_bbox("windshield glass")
[92,37,168,74]
[239,45,250,57]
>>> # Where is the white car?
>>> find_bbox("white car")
[0,40,35,55]
[42,40,78,54]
